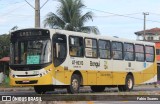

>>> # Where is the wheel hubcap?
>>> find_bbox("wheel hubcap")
[128,79,133,89]
[72,79,78,90]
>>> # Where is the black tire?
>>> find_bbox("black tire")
[118,75,134,92]
[67,74,81,94]
[118,85,125,92]
[91,86,105,92]
[34,86,46,94]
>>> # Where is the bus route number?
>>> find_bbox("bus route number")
[72,60,83,65]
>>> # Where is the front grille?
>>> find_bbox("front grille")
[10,63,51,71]
[10,65,43,71]
[15,80,38,84]
[16,74,39,77]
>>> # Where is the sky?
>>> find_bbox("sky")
[0,0,160,40]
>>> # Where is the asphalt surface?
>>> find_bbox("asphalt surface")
[0,85,160,95]
[0,85,160,104]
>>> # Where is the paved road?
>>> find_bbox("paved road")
[0,85,160,104]
[0,85,160,95]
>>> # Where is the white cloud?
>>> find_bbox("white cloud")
[0,17,8,24]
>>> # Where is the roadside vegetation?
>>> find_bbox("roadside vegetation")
[44,0,99,34]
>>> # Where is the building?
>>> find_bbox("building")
[135,28,160,81]
[0,57,9,83]
[135,27,160,41]
[135,27,160,63]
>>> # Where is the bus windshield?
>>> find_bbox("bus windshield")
[10,39,51,65]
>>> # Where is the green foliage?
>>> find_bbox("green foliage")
[0,76,10,88]
[0,34,10,58]
[44,0,100,34]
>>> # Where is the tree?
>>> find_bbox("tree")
[0,34,10,58]
[44,0,99,34]
[11,26,18,31]
[0,26,18,58]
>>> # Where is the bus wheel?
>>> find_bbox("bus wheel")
[67,74,80,94]
[90,86,105,92]
[34,86,46,94]
[118,85,125,91]
[118,75,134,92]
[125,75,134,91]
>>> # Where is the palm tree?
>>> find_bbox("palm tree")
[43,0,99,34]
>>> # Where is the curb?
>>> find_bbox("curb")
[0,87,34,92]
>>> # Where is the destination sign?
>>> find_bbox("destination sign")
[11,29,50,39]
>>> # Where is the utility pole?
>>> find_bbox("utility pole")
[25,0,49,28]
[143,12,149,40]
[35,0,40,28]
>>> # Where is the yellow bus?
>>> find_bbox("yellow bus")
[9,28,157,94]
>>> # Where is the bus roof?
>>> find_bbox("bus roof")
[50,28,155,46]
[11,28,155,46]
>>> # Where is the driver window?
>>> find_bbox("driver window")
[53,34,67,67]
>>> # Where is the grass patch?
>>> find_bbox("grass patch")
[0,81,10,88]
[0,76,11,88]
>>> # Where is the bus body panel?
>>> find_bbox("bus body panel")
[9,28,157,88]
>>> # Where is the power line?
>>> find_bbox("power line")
[86,8,160,23]
[1,1,160,26]
[0,1,24,6]
[25,0,35,9]
[40,0,49,9]
[25,0,50,9]
[5,14,33,18]
[0,3,26,17]
[0,1,26,11]
[150,12,160,16]
[94,12,141,18]
[0,0,48,20]
[86,8,141,17]
[25,0,50,27]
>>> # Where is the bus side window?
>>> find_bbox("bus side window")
[124,43,134,61]
[69,36,83,57]
[98,40,111,59]
[135,44,145,62]
[145,46,154,62]
[111,42,123,60]
[85,38,98,58]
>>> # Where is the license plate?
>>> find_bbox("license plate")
[22,80,30,83]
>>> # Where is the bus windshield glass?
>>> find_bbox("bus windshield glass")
[10,39,51,65]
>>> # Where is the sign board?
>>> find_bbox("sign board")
[85,39,92,48]
[27,55,40,64]
[85,48,92,57]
